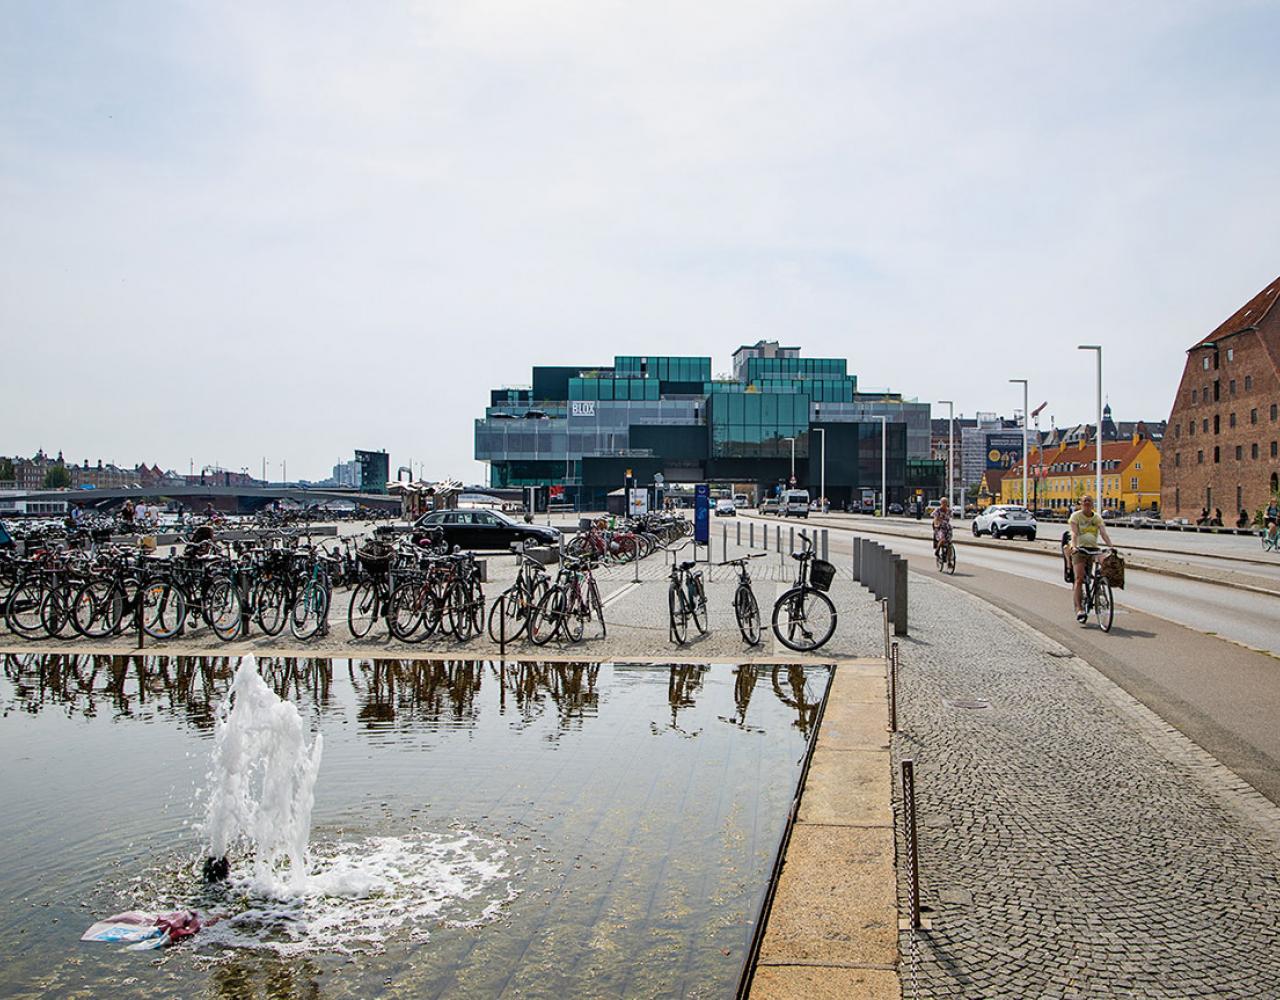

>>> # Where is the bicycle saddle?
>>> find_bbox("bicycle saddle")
[679,560,697,570]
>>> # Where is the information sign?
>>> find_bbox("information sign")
[694,484,710,543]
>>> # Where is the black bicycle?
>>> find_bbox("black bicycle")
[772,531,837,652]
[489,549,550,643]
[668,544,708,646]
[720,553,766,646]
[1076,546,1114,632]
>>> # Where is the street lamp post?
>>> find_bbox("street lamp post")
[938,399,954,512]
[1078,346,1103,506]
[872,416,887,517]
[1010,379,1028,507]
[783,436,796,483]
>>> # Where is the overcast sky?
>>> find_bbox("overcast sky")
[4,1,1279,483]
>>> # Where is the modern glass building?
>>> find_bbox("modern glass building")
[476,341,941,509]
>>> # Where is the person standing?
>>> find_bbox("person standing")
[121,499,135,530]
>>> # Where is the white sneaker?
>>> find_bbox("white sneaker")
[1076,611,1088,624]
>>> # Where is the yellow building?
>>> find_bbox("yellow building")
[1000,434,1162,512]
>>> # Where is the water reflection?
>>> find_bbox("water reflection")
[1,654,825,740]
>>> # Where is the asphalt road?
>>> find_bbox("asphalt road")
[744,512,1280,806]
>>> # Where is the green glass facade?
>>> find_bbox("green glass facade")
[476,348,930,509]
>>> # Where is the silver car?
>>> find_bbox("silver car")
[972,504,1038,540]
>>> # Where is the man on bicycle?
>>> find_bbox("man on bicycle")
[932,497,953,557]
[1068,494,1114,624]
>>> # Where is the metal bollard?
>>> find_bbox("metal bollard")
[893,556,909,636]
[822,528,829,562]
[882,597,890,659]
[135,592,145,650]
[736,521,741,547]
[889,641,898,732]
[789,526,794,557]
[901,759,922,929]
[723,523,728,564]
[750,522,755,548]
[853,536,861,582]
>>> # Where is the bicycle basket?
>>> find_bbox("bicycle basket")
[810,558,836,592]
[357,541,393,574]
[1100,551,1125,589]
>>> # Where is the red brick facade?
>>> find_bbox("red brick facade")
[1161,275,1280,519]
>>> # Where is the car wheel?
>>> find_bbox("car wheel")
[1028,532,1037,541]
[972,523,981,537]
[991,525,1002,539]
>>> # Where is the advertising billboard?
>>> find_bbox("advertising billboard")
[985,433,1023,471]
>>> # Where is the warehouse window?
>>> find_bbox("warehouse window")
[1230,379,1237,395]
[1228,348,1234,361]
[1252,408,1259,425]
[1235,445,1243,460]
[1252,443,1259,460]
[1197,450,1204,464]
[1202,357,1210,370]
[1175,453,1181,467]
[1230,412,1237,428]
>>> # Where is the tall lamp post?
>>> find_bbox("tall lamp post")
[1010,379,1028,507]
[872,415,887,517]
[1078,346,1102,507]
[937,399,954,512]
[783,436,796,484]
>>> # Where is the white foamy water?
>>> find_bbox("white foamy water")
[194,656,517,954]
[203,655,324,897]
[197,829,517,955]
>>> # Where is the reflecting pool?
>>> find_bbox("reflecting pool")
[0,655,828,999]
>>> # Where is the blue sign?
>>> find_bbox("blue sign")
[694,483,710,544]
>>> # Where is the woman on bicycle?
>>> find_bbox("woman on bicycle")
[1069,494,1114,624]
[932,497,953,558]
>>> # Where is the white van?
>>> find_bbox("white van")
[782,489,810,518]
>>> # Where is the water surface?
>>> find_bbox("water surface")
[0,654,826,999]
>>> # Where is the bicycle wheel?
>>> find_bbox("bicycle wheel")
[488,589,523,642]
[668,584,689,645]
[529,586,563,646]
[466,583,485,639]
[562,589,585,643]
[347,579,380,638]
[72,579,124,639]
[689,577,708,635]
[254,578,289,636]
[141,581,187,639]
[290,579,329,640]
[6,580,47,639]
[588,577,606,638]
[39,587,74,638]
[207,578,244,641]
[735,585,761,646]
[945,543,956,575]
[390,581,425,641]
[771,587,837,652]
[1093,575,1114,632]
[445,582,472,640]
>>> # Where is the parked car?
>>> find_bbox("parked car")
[715,498,737,517]
[413,508,560,550]
[782,489,811,518]
[733,493,749,509]
[759,497,781,515]
[1034,508,1054,520]
[887,503,904,515]
[972,504,1038,540]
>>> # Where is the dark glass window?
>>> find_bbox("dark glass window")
[1251,443,1259,460]
[1235,445,1243,460]
[1246,375,1253,391]
[1213,446,1220,463]
[1252,408,1259,425]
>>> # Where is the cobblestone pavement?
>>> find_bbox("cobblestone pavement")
[891,574,1280,999]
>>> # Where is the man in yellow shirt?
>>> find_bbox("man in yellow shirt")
[1068,495,1114,624]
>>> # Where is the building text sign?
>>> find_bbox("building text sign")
[571,401,595,417]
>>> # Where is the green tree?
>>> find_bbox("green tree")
[43,464,72,489]
[0,458,13,483]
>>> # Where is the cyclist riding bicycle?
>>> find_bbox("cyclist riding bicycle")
[931,497,953,557]
[1068,494,1114,624]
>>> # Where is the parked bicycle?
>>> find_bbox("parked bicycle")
[667,544,708,646]
[772,531,837,652]
[488,545,551,642]
[529,555,605,645]
[720,552,766,646]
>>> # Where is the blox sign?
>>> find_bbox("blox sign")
[570,401,595,417]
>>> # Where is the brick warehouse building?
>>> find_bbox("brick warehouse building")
[1162,275,1280,519]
